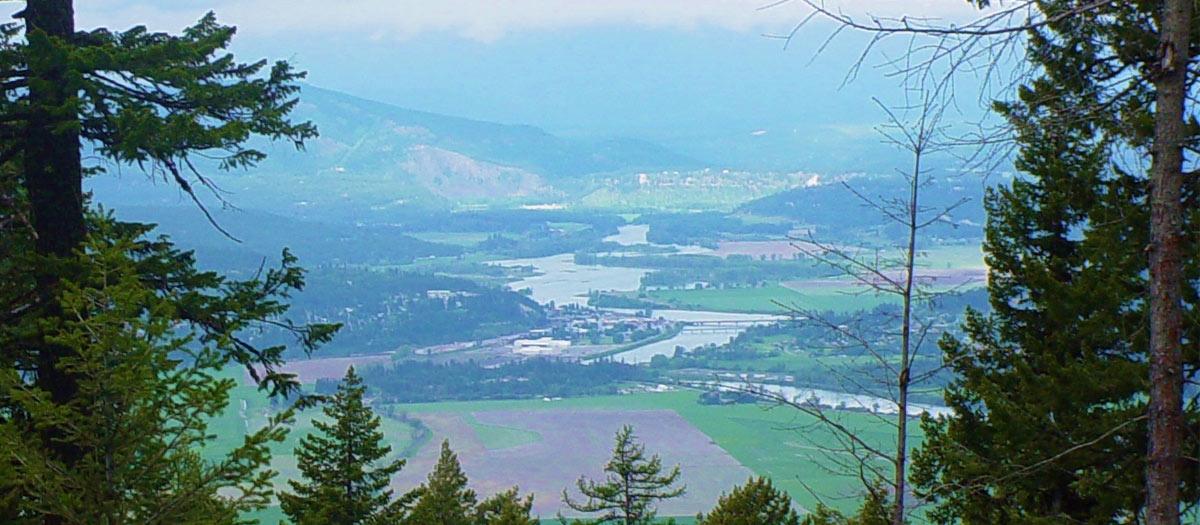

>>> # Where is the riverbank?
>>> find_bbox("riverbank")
[583,323,685,361]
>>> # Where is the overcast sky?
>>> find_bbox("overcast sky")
[77,1,979,41]
[51,1,992,170]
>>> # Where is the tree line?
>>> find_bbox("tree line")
[352,358,658,403]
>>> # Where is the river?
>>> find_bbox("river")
[708,381,951,417]
[493,225,784,364]
[491,233,945,416]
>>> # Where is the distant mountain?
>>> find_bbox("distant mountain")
[292,86,700,177]
[89,85,702,215]
[738,173,993,240]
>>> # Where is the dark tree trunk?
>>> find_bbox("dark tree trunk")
[24,0,82,256]
[1146,0,1190,523]
[21,2,85,524]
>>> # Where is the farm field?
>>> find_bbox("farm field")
[390,408,754,516]
[406,231,494,246]
[640,284,896,314]
[216,381,904,521]
[396,390,905,517]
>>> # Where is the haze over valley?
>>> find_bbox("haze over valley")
[9,2,1194,524]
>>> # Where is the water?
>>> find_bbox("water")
[491,250,778,362]
[710,381,952,418]
[602,224,650,245]
[492,250,949,416]
[603,309,784,364]
[602,223,713,255]
[492,253,647,307]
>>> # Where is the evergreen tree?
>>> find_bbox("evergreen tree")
[0,0,318,505]
[475,488,537,525]
[696,477,799,525]
[406,440,478,525]
[910,2,1200,521]
[561,425,685,525]
[279,367,406,525]
[0,2,334,522]
[0,218,316,523]
[798,483,889,525]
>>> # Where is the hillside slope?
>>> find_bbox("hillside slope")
[89,85,701,215]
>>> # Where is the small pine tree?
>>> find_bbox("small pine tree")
[475,487,537,525]
[698,477,799,525]
[279,367,407,525]
[406,440,478,525]
[562,425,685,525]
[800,484,890,525]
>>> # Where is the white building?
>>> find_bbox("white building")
[513,337,571,356]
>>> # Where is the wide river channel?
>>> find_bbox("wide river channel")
[494,224,783,365]
[491,225,949,417]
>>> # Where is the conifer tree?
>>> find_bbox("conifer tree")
[279,367,407,525]
[909,3,1200,520]
[0,217,315,523]
[562,425,685,525]
[475,488,537,525]
[798,484,889,525]
[697,477,799,525]
[406,440,478,525]
[0,3,334,522]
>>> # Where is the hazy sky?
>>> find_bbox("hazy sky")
[58,1,992,169]
[79,1,979,42]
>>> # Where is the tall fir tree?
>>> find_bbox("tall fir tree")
[406,440,478,525]
[0,217,321,524]
[279,367,407,525]
[696,477,799,525]
[0,2,335,522]
[911,2,1200,521]
[562,425,685,525]
[2,2,319,398]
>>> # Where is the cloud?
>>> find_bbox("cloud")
[75,0,982,43]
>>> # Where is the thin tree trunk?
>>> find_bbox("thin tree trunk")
[1146,0,1190,523]
[22,3,84,524]
[893,147,921,525]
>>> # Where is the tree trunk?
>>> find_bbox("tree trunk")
[22,2,85,524]
[892,148,921,525]
[24,0,82,256]
[1145,0,1190,523]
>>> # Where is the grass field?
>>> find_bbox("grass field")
[204,369,425,509]
[212,370,905,521]
[639,284,896,314]
[407,231,495,246]
[462,412,543,450]
[397,390,906,516]
[918,244,986,269]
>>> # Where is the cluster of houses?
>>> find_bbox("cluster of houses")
[510,306,670,357]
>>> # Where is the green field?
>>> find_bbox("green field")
[396,390,906,516]
[918,244,986,269]
[637,284,896,314]
[462,413,543,450]
[205,368,426,490]
[213,369,906,522]
[407,231,495,246]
